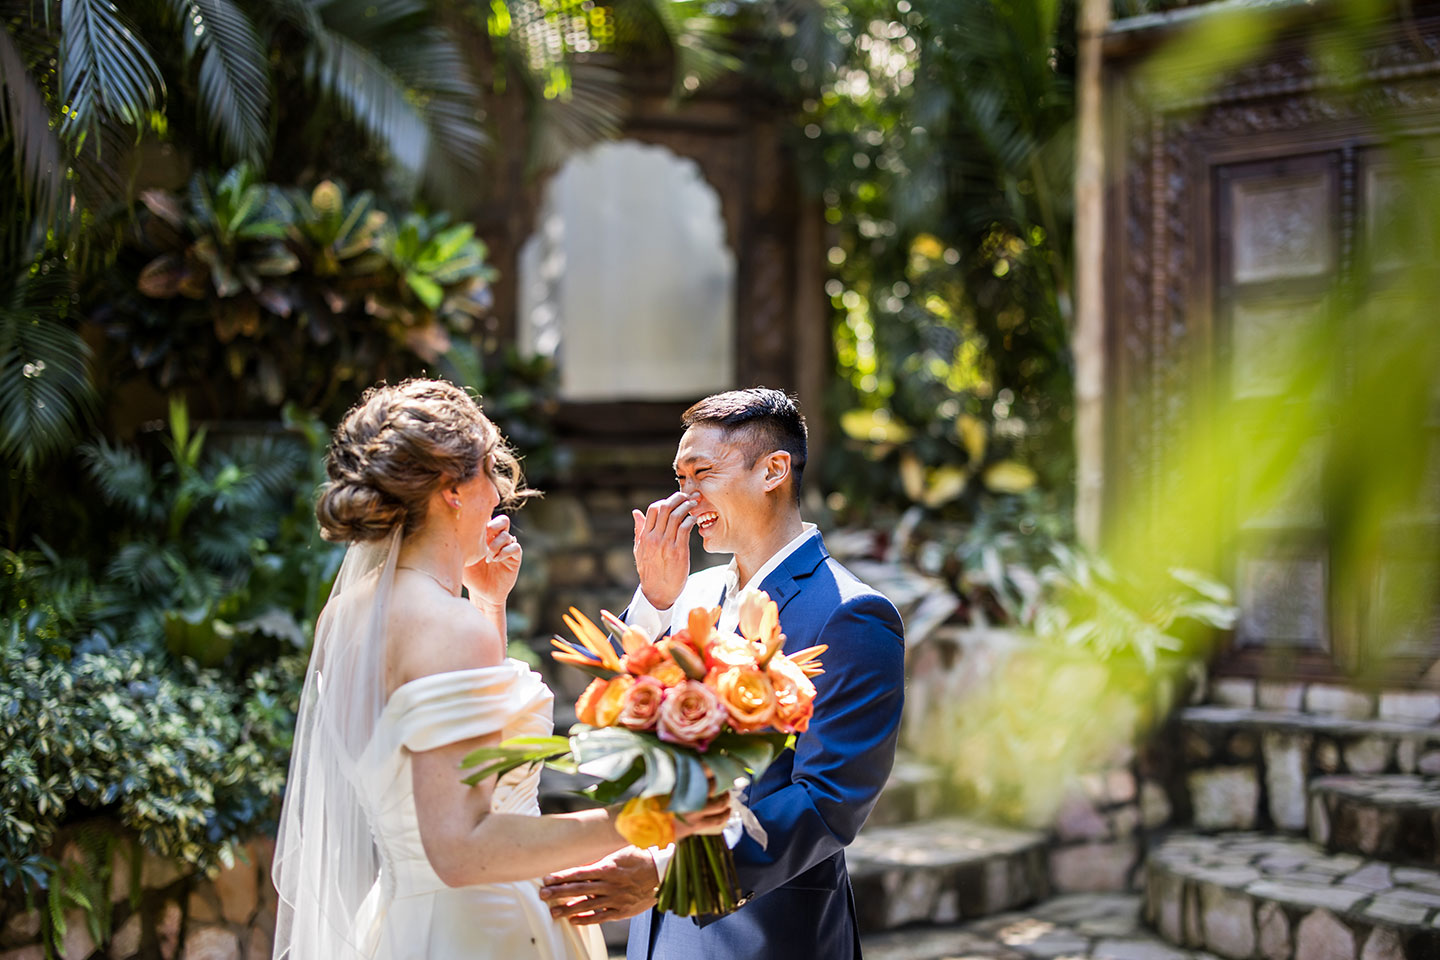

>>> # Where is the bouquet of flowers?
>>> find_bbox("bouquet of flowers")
[461,589,824,917]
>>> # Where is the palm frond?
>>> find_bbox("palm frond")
[530,60,624,171]
[0,26,64,221]
[106,540,179,595]
[0,269,95,470]
[79,439,158,520]
[58,0,165,142]
[304,26,429,182]
[370,24,488,199]
[628,0,738,94]
[214,434,307,498]
[166,0,271,162]
[189,523,252,569]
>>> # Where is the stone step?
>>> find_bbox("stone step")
[866,755,949,828]
[862,893,1218,959]
[1144,831,1440,959]
[1179,706,1440,833]
[847,816,1050,932]
[1310,775,1440,868]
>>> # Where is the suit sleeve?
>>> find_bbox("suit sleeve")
[731,593,905,900]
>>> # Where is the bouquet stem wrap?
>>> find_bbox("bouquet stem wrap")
[659,834,740,916]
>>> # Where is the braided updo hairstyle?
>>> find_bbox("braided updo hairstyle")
[316,379,533,543]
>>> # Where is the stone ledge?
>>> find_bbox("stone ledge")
[1179,708,1440,834]
[866,756,948,828]
[1145,832,1440,959]
[1310,775,1440,867]
[1182,706,1440,740]
[861,893,1213,959]
[848,817,1050,932]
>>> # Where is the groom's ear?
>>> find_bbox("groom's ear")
[760,451,792,494]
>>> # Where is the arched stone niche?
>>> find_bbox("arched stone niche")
[518,140,737,402]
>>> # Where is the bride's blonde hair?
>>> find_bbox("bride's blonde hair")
[316,379,534,543]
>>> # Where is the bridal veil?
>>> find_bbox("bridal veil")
[272,526,402,960]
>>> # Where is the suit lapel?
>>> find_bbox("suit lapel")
[758,533,829,620]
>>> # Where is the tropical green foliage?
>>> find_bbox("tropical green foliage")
[5,397,343,665]
[0,634,303,898]
[0,399,328,945]
[96,164,496,417]
[0,268,97,470]
[932,556,1235,825]
[787,0,1076,523]
[1,0,486,251]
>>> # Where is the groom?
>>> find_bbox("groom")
[539,388,905,959]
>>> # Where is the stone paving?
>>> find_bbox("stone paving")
[1309,775,1440,867]
[1145,832,1440,959]
[848,816,1051,932]
[861,893,1219,960]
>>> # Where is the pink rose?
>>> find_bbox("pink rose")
[618,675,666,731]
[657,680,728,751]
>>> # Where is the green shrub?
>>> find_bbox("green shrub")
[0,634,302,894]
[96,165,496,422]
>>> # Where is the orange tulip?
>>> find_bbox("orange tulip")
[768,654,817,734]
[576,677,609,726]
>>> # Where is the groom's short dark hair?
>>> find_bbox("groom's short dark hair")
[682,389,808,502]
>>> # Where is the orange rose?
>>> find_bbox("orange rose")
[768,655,817,734]
[711,665,778,733]
[576,677,609,726]
[706,632,761,671]
[594,674,636,727]
[618,676,665,730]
[647,657,687,687]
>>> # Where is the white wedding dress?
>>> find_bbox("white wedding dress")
[353,661,606,960]
[272,529,605,960]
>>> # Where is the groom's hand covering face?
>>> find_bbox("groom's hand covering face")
[669,424,791,558]
[632,491,697,611]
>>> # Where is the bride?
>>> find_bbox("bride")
[271,379,729,960]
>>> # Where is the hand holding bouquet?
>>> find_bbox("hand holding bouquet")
[461,589,824,917]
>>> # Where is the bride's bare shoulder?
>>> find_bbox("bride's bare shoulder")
[386,577,504,689]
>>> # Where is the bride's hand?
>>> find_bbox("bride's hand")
[671,792,733,842]
[463,516,522,608]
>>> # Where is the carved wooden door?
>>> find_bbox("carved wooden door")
[1213,147,1440,683]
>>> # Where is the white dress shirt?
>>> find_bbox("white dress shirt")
[622,522,819,883]
[625,522,819,641]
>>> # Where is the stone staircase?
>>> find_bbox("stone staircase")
[1137,681,1440,959]
[564,751,1066,958]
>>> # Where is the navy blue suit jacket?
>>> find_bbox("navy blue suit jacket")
[628,533,905,960]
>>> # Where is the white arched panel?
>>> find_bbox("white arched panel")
[518,141,736,401]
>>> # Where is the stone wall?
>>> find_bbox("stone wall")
[1176,677,1440,834]
[0,833,276,960]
